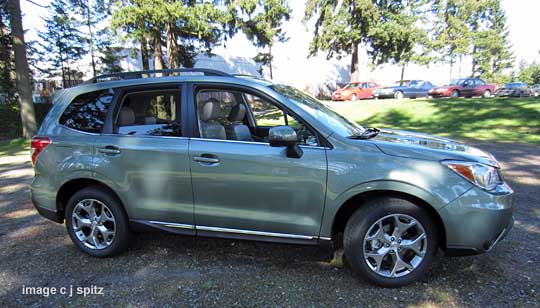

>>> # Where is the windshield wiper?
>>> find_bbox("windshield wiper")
[348,127,380,140]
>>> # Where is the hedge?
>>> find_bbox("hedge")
[0,103,53,139]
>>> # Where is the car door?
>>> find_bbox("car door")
[93,83,195,233]
[461,79,475,96]
[187,83,328,241]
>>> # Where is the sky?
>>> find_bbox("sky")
[19,0,540,86]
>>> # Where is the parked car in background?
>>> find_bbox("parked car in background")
[373,80,435,99]
[529,84,540,97]
[495,82,531,97]
[429,78,496,98]
[331,82,381,101]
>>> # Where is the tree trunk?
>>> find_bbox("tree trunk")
[86,3,96,77]
[140,34,149,71]
[471,45,477,78]
[152,34,164,76]
[400,63,406,86]
[8,0,37,138]
[268,45,273,79]
[350,43,360,82]
[166,24,179,69]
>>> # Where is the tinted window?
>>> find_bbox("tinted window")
[116,89,181,137]
[59,89,114,133]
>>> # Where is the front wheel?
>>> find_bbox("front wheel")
[344,198,438,287]
[65,186,131,257]
[350,94,358,101]
[451,90,459,98]
[483,90,492,98]
[394,91,404,100]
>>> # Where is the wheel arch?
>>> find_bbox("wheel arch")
[56,178,126,220]
[330,190,446,250]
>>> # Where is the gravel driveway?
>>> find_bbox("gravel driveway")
[0,141,538,307]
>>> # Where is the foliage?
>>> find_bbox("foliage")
[304,0,434,79]
[0,102,51,140]
[236,0,291,78]
[38,0,87,87]
[0,2,16,103]
[516,61,540,85]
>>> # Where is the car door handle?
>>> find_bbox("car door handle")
[98,146,121,155]
[193,155,220,164]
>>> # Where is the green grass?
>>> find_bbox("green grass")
[324,97,540,144]
[0,138,30,156]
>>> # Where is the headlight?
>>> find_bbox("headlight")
[443,161,502,191]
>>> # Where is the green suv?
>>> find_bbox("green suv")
[30,69,514,287]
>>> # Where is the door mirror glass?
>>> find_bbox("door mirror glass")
[269,126,303,158]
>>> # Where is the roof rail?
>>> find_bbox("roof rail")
[85,68,231,83]
[232,74,270,82]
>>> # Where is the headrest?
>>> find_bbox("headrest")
[227,104,247,122]
[201,99,221,121]
[118,106,135,126]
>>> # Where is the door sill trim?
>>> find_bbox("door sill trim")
[137,220,326,242]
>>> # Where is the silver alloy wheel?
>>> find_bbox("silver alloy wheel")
[395,91,404,100]
[363,214,427,278]
[351,94,358,101]
[72,199,116,250]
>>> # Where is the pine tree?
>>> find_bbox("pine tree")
[0,2,16,102]
[38,0,87,87]
[304,0,433,81]
[237,0,291,79]
[69,0,113,77]
[470,0,513,82]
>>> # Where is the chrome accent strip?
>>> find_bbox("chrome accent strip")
[148,221,195,229]
[196,225,315,240]
[190,137,328,150]
[318,236,332,241]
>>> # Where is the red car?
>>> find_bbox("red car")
[429,78,496,98]
[331,81,381,101]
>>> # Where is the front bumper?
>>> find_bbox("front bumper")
[374,92,395,99]
[429,91,450,97]
[438,183,514,256]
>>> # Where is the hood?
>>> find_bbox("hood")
[371,129,499,167]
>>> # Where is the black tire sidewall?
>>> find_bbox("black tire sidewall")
[65,186,130,257]
[344,198,438,287]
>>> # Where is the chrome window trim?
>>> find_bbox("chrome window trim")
[190,137,329,150]
[99,133,190,141]
[59,124,100,136]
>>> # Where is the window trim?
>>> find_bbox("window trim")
[58,88,116,134]
[188,82,331,148]
[103,82,186,136]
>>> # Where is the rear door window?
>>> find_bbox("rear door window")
[115,89,181,137]
[59,89,114,133]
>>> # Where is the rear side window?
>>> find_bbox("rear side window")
[59,89,114,133]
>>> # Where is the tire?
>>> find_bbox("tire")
[344,197,438,287]
[394,91,404,100]
[350,94,358,101]
[451,90,459,98]
[65,186,131,257]
[483,90,491,98]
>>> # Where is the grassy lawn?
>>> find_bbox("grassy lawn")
[324,97,540,144]
[0,138,29,156]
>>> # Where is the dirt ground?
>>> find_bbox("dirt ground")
[0,140,538,307]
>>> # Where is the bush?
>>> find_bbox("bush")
[0,103,53,139]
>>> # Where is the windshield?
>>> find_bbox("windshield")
[391,81,410,87]
[344,83,358,89]
[505,83,523,88]
[450,78,467,85]
[271,84,366,137]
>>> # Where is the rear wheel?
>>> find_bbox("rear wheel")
[344,197,438,287]
[65,186,131,257]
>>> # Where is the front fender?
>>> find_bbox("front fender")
[319,180,451,238]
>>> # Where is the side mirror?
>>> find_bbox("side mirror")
[269,126,303,158]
